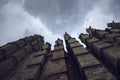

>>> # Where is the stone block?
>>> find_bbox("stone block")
[84,65,117,80]
[86,37,99,49]
[27,55,46,67]
[69,41,82,48]
[115,36,120,44]
[54,45,64,51]
[42,44,49,50]
[95,30,109,39]
[11,65,41,80]
[42,43,51,51]
[0,58,16,79]
[102,47,120,73]
[79,34,90,44]
[15,39,26,48]
[33,50,48,57]
[0,43,18,58]
[92,41,113,60]
[105,33,120,42]
[107,22,120,29]
[110,29,120,33]
[24,66,40,80]
[43,59,67,76]
[31,40,40,51]
[52,50,65,60]
[77,53,101,69]
[24,44,32,53]
[72,46,89,56]
[68,38,77,44]
[12,49,27,62]
[24,37,34,44]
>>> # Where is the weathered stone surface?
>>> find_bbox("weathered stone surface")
[110,29,120,33]
[10,65,41,80]
[47,73,68,80]
[52,50,65,60]
[77,53,101,69]
[21,66,40,80]
[12,49,27,62]
[68,38,77,44]
[9,52,43,80]
[42,44,49,50]
[84,65,117,80]
[107,22,120,29]
[102,47,120,73]
[42,43,51,50]
[69,41,82,48]
[0,43,18,58]
[27,55,46,67]
[0,35,45,80]
[86,37,99,49]
[24,44,32,53]
[14,39,26,48]
[43,59,67,76]
[0,58,16,79]
[42,42,51,51]
[34,38,44,51]
[79,34,90,44]
[115,36,120,44]
[24,37,34,44]
[31,40,40,51]
[33,50,48,57]
[105,33,120,42]
[95,30,109,39]
[92,41,113,60]
[72,46,89,55]
[54,45,64,51]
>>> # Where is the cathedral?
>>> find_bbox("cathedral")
[0,21,120,80]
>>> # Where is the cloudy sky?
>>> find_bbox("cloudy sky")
[0,0,120,48]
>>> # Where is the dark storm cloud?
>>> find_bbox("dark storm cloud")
[24,0,98,34]
[108,0,120,20]
[0,0,120,47]
[0,0,61,47]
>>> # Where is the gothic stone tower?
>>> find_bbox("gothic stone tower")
[0,22,120,80]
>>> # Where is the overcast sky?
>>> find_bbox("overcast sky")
[0,0,120,48]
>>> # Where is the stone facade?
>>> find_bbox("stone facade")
[0,22,120,80]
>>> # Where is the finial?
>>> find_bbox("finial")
[112,20,115,23]
[89,26,91,29]
[65,32,67,34]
